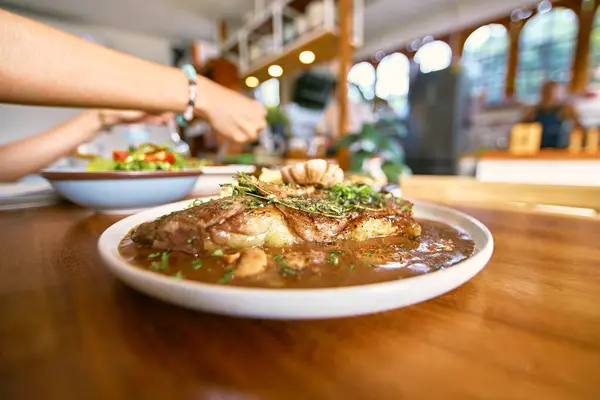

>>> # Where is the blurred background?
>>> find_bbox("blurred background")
[2,0,600,188]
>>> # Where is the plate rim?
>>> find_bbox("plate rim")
[98,199,494,297]
[199,165,256,175]
[41,169,204,181]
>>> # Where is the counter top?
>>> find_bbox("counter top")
[474,149,600,160]
[1,203,600,399]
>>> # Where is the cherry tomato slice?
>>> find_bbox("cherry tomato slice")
[112,150,129,162]
[145,151,176,164]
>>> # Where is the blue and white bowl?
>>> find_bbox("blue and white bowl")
[41,168,203,213]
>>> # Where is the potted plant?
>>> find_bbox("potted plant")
[266,106,289,138]
[333,121,410,184]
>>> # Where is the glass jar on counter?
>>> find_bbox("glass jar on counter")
[287,138,309,159]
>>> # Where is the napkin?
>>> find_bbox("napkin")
[0,182,55,199]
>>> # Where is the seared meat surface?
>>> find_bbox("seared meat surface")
[132,194,421,254]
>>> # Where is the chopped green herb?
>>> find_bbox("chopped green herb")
[227,173,396,219]
[151,251,170,270]
[212,249,224,257]
[273,254,296,275]
[191,259,203,270]
[366,250,375,257]
[150,261,161,270]
[157,211,175,220]
[187,236,199,244]
[280,266,298,276]
[247,199,262,208]
[349,265,356,270]
[172,271,184,280]
[188,198,204,208]
[218,268,234,284]
[148,253,161,259]
[401,204,412,212]
[328,252,340,265]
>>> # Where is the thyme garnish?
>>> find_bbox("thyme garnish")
[222,173,400,219]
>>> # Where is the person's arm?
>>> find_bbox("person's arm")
[0,109,166,182]
[0,10,265,143]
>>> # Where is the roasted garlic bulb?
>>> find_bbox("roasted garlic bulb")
[280,159,344,188]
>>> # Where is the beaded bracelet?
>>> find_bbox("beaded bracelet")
[176,64,198,128]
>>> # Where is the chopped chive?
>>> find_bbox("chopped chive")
[218,268,234,284]
[151,251,170,270]
[150,261,161,270]
[187,236,199,244]
[366,250,374,257]
[188,198,203,208]
[172,271,184,280]
[212,249,224,257]
[401,204,412,212]
[160,251,170,268]
[273,254,282,261]
[191,259,203,270]
[328,252,340,265]
[148,252,161,259]
[349,265,356,270]
[280,266,298,276]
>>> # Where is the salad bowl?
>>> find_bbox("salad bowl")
[41,168,203,213]
[42,144,202,213]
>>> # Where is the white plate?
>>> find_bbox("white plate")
[98,200,494,320]
[192,165,257,196]
[199,165,256,175]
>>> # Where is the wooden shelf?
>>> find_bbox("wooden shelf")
[244,27,346,82]
[221,0,363,84]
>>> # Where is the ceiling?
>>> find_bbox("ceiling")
[1,0,538,48]
[358,0,539,57]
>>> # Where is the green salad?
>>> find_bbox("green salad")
[86,143,187,171]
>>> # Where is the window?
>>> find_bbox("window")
[463,24,509,105]
[414,41,452,73]
[589,8,600,88]
[516,7,578,103]
[348,62,376,101]
[375,53,410,116]
[254,78,280,107]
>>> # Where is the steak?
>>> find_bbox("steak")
[131,195,421,255]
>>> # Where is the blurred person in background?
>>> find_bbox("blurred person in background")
[316,82,374,143]
[522,80,582,148]
[0,110,170,182]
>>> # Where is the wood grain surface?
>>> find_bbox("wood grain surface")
[1,203,600,400]
[477,149,600,160]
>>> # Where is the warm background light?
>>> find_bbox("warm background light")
[299,50,316,64]
[268,64,283,77]
[245,76,259,88]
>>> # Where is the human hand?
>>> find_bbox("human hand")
[99,109,174,127]
[195,81,266,143]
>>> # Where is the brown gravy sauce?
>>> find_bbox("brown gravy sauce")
[119,220,475,289]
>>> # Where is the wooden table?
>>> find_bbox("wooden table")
[1,203,600,399]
